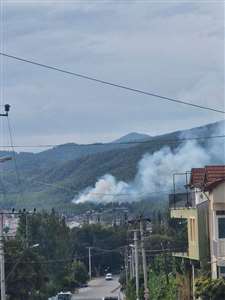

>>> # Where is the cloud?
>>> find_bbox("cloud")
[1,1,224,146]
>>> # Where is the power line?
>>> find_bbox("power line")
[18,177,172,197]
[1,52,224,114]
[6,116,24,201]
[10,176,200,199]
[0,134,224,149]
[5,247,184,265]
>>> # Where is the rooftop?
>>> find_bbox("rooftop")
[189,165,225,190]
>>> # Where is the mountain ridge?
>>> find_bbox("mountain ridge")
[0,120,224,210]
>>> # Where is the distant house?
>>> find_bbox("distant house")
[3,213,19,238]
[169,165,225,299]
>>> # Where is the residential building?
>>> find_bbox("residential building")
[189,166,225,279]
[170,165,225,299]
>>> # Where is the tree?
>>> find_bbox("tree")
[5,239,47,300]
[70,224,126,276]
[72,261,88,284]
[195,277,225,300]
[60,261,88,292]
[147,255,177,300]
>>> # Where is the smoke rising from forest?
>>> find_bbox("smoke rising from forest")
[74,122,225,204]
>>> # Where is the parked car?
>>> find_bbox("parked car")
[57,291,72,300]
[105,273,113,280]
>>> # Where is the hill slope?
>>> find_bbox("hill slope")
[0,120,224,209]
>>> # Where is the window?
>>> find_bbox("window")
[190,218,196,241]
[219,266,225,278]
[218,218,225,239]
[216,211,225,216]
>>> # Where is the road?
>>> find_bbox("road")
[72,277,122,300]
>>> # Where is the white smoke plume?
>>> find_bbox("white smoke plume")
[73,122,225,204]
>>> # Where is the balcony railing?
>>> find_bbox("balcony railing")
[169,192,196,209]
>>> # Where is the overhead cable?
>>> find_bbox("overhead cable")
[0,133,225,149]
[6,116,24,201]
[1,52,224,114]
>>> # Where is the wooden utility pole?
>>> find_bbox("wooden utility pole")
[0,213,6,300]
[88,247,92,281]
[124,246,128,285]
[140,219,149,300]
[0,153,12,300]
[134,230,140,300]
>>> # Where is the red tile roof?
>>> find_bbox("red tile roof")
[205,165,225,185]
[189,168,205,188]
[189,165,225,190]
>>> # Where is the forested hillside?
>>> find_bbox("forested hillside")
[0,120,223,210]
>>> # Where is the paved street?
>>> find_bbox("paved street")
[72,277,122,300]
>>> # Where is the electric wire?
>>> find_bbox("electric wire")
[5,247,184,265]
[0,133,224,150]
[6,116,25,201]
[13,176,188,198]
[1,52,224,114]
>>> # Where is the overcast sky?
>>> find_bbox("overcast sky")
[0,0,224,149]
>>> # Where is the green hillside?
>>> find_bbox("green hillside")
[0,120,223,210]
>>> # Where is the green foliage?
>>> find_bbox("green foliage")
[5,239,47,300]
[6,213,127,298]
[195,276,225,300]
[8,212,74,298]
[125,279,136,300]
[147,255,177,300]
[71,261,89,285]
[148,270,177,300]
[60,261,89,292]
[17,211,72,284]
[71,224,127,275]
[1,121,220,209]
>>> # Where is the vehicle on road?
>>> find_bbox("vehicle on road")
[102,297,119,300]
[105,273,113,280]
[57,291,72,300]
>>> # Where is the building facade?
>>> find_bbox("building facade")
[170,165,225,299]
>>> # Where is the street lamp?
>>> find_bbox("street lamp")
[0,104,10,117]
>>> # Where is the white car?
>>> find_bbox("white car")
[57,292,72,300]
[105,273,113,280]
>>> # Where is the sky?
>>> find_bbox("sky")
[0,0,224,149]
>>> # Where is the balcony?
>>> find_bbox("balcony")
[169,192,196,209]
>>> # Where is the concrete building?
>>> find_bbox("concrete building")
[170,165,225,299]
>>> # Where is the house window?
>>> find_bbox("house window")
[190,218,196,241]
[216,211,225,216]
[218,218,225,239]
[219,266,225,278]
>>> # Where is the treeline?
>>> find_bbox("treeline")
[4,211,127,300]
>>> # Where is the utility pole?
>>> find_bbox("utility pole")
[25,212,29,248]
[140,219,149,300]
[161,242,169,285]
[124,246,128,285]
[134,230,139,300]
[88,247,92,281]
[0,153,12,300]
[0,213,6,300]
[131,246,135,278]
